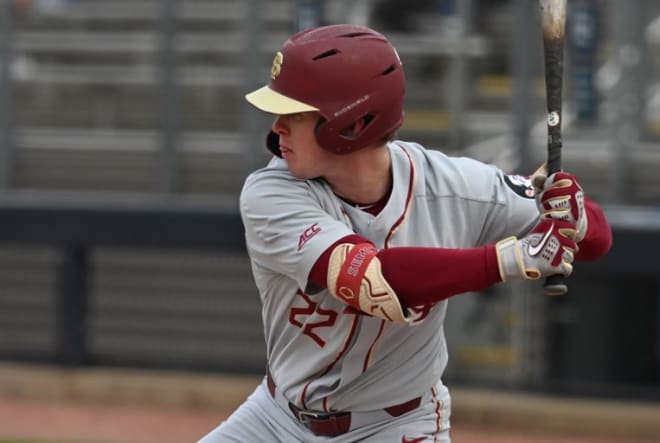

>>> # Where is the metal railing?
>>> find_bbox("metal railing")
[0,192,245,367]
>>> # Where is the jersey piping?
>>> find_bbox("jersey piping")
[299,307,362,410]
[432,385,444,437]
[385,143,416,248]
[362,319,387,373]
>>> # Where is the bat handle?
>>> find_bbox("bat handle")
[544,274,567,296]
[540,158,568,296]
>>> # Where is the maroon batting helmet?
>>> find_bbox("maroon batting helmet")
[245,24,405,155]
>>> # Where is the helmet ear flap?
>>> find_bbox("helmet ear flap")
[266,130,282,157]
[315,91,399,155]
[267,116,370,158]
[315,112,368,155]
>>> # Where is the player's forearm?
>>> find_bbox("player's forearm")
[575,198,612,261]
[377,246,501,308]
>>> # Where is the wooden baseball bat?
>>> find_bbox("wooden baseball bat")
[540,0,568,296]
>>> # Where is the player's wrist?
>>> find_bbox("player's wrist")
[485,244,505,284]
[495,236,527,282]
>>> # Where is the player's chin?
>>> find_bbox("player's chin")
[289,170,320,180]
[287,165,320,180]
[283,156,323,179]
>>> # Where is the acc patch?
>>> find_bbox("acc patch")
[504,174,535,199]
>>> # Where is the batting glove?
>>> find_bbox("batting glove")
[533,172,588,242]
[496,219,578,282]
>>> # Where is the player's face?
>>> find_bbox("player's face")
[271,112,334,179]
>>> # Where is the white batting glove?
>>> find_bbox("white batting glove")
[496,219,578,282]
[533,172,588,242]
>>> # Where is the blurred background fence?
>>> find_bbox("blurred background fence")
[0,0,659,402]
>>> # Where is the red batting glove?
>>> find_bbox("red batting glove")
[533,172,587,242]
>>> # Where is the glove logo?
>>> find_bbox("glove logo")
[338,286,355,300]
[527,222,554,256]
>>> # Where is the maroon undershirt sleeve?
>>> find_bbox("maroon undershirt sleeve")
[308,235,502,309]
[377,245,502,308]
[574,198,613,261]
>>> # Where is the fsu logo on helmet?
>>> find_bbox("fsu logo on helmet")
[270,51,283,79]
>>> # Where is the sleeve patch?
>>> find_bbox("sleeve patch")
[298,222,322,251]
[504,174,535,199]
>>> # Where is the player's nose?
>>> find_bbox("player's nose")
[271,115,289,136]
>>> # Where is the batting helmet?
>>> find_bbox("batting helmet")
[245,24,405,155]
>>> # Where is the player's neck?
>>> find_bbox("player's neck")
[325,145,392,205]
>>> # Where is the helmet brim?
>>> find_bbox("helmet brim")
[245,85,319,115]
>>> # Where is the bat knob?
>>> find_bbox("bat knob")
[543,274,567,296]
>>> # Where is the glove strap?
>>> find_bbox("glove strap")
[495,236,525,282]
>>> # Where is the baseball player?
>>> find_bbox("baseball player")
[199,24,612,443]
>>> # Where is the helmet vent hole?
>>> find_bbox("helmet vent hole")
[313,49,340,60]
[381,64,397,76]
[339,115,374,138]
[342,32,373,38]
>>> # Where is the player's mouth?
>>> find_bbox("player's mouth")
[280,145,293,158]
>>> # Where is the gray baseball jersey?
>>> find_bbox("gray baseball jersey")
[240,141,538,411]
